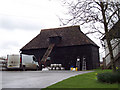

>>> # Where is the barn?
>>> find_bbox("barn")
[20,26,100,70]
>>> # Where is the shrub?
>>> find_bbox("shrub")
[116,68,120,73]
[97,72,120,83]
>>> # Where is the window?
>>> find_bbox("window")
[49,36,62,44]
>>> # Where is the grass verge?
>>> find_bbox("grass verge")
[45,69,119,89]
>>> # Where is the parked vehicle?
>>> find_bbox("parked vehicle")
[7,54,39,70]
[0,59,7,71]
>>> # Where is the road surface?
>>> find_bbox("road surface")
[2,70,93,89]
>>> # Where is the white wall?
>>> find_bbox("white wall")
[104,39,120,66]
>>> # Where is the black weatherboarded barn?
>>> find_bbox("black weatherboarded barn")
[20,26,100,70]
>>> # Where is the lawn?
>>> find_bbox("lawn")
[45,69,119,89]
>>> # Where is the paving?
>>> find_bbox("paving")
[2,70,93,89]
[0,71,2,90]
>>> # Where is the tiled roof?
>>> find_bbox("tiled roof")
[21,26,98,50]
[110,20,120,38]
[102,19,120,40]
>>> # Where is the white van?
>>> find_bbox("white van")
[7,54,39,70]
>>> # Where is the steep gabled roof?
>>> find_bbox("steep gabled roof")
[110,20,120,38]
[21,26,98,50]
[102,20,120,40]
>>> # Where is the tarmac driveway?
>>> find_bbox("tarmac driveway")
[2,71,93,89]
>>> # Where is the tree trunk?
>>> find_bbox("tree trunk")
[106,39,116,72]
[100,2,116,72]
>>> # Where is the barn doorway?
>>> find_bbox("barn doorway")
[76,56,80,70]
[45,57,51,67]
[76,56,87,71]
[82,56,86,70]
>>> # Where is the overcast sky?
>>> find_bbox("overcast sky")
[0,0,104,60]
[0,0,65,56]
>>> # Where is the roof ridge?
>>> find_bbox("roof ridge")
[41,25,80,31]
[21,25,99,50]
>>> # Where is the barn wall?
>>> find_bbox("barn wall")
[21,48,47,61]
[21,45,100,70]
[90,45,100,69]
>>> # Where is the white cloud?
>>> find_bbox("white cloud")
[0,15,44,30]
[0,29,40,56]
[0,0,104,61]
[0,0,64,29]
[0,0,64,56]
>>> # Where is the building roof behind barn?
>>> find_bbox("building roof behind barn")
[102,19,120,40]
[110,19,120,38]
[21,26,98,50]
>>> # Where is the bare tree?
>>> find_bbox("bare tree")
[60,0,120,72]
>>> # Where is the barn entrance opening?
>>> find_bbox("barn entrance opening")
[76,56,80,71]
[76,56,87,71]
[82,56,86,70]
[39,36,62,70]
[49,36,62,44]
